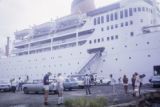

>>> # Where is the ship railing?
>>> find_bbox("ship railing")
[78,47,105,74]
[142,24,160,34]
[14,39,29,46]
[30,43,51,50]
[52,38,76,45]
[12,48,28,53]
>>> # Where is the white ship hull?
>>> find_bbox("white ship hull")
[0,0,160,83]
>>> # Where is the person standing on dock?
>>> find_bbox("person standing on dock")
[43,72,52,105]
[84,74,91,95]
[123,75,128,94]
[110,74,116,95]
[57,73,64,105]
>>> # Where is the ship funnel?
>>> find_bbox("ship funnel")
[71,0,95,14]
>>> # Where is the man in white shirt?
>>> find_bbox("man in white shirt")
[84,74,91,95]
[110,74,116,94]
[57,73,64,105]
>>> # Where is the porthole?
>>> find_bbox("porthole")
[115,58,118,61]
[147,42,150,44]
[148,55,151,57]
[129,57,132,59]
[103,59,106,62]
[124,45,127,48]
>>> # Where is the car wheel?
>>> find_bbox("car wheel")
[23,87,29,94]
[69,88,72,91]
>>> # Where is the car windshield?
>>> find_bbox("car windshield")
[0,80,9,84]
[33,80,43,83]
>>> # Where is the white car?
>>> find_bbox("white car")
[0,80,11,92]
[70,78,84,89]
[22,79,57,94]
[149,75,160,87]
[95,77,111,85]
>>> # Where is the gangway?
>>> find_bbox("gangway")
[78,47,105,74]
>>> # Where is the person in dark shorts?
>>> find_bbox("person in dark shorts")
[123,75,128,94]
[43,72,52,105]
[131,73,136,96]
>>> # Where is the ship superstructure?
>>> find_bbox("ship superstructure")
[0,0,160,83]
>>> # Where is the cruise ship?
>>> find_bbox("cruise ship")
[0,0,160,83]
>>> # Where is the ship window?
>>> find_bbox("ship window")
[125,22,128,26]
[107,26,109,30]
[138,7,141,12]
[101,16,104,23]
[101,38,104,42]
[115,12,118,20]
[134,8,137,12]
[111,25,114,29]
[147,42,150,44]
[107,37,110,41]
[146,8,148,12]
[94,18,96,25]
[110,13,114,21]
[129,8,133,16]
[106,15,109,22]
[115,24,118,28]
[98,17,100,24]
[130,20,133,25]
[101,27,104,31]
[130,32,134,36]
[148,54,151,57]
[111,36,114,40]
[142,7,145,11]
[125,9,128,17]
[89,40,92,44]
[120,10,123,19]
[115,35,118,39]
[98,39,100,43]
[94,39,97,43]
[78,40,87,46]
[129,57,132,59]
[121,23,124,27]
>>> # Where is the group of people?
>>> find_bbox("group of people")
[120,72,145,96]
[43,72,64,105]
[43,72,145,105]
[9,75,29,92]
[109,73,145,97]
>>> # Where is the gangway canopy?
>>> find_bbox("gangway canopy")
[87,47,105,54]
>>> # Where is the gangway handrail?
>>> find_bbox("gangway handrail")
[78,51,101,74]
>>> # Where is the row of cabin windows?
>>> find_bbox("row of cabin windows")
[102,20,133,31]
[2,53,153,72]
[89,35,119,44]
[94,7,152,25]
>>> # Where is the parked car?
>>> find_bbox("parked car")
[22,79,57,94]
[95,77,111,85]
[63,78,78,91]
[70,78,84,89]
[0,80,11,92]
[149,76,160,87]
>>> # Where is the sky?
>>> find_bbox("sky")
[0,0,120,51]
